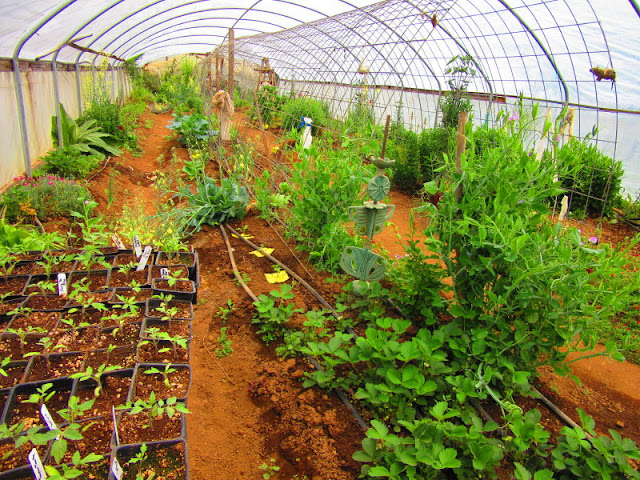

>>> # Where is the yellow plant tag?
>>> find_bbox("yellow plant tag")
[249,247,274,258]
[265,271,289,283]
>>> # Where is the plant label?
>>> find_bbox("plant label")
[112,405,120,446]
[133,235,142,257]
[160,267,169,279]
[136,246,153,272]
[112,234,126,250]
[111,457,124,480]
[40,404,57,430]
[28,448,46,480]
[57,273,67,296]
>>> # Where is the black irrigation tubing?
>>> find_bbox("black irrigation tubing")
[223,224,588,442]
[219,223,369,431]
[224,223,343,322]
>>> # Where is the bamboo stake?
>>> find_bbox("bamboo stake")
[455,111,469,203]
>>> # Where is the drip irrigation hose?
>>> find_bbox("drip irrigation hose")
[219,224,258,303]
[219,224,368,431]
[532,386,591,439]
[225,225,590,440]
[225,224,341,320]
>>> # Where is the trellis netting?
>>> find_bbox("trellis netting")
[1,0,639,203]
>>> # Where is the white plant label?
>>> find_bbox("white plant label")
[136,246,152,272]
[28,449,47,480]
[112,405,120,446]
[40,404,57,430]
[111,457,123,480]
[57,273,67,297]
[133,235,142,257]
[160,267,169,279]
[112,233,126,250]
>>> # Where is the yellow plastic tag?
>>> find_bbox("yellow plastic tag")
[265,271,289,283]
[249,247,274,258]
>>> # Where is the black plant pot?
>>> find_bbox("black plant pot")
[128,362,192,403]
[109,439,189,480]
[145,299,193,320]
[151,278,197,303]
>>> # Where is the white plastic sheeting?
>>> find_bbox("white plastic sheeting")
[0,0,638,191]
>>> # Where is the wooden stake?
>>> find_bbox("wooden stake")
[381,115,391,158]
[215,53,221,92]
[228,28,235,93]
[455,111,469,203]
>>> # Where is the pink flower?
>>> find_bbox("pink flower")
[47,181,53,185]
[508,112,520,122]
[588,237,598,244]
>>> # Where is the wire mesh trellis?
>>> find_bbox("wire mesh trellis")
[199,0,625,219]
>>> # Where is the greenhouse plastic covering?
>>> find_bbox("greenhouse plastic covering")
[1,0,639,189]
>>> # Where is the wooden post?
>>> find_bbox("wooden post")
[455,111,469,203]
[228,28,234,93]
[215,53,221,92]
[381,115,391,158]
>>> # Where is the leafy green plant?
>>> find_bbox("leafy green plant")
[259,458,280,479]
[287,144,372,272]
[251,84,286,126]
[215,327,233,357]
[70,363,123,396]
[551,409,640,478]
[120,391,190,429]
[252,284,302,344]
[217,299,235,323]
[176,176,249,231]
[37,145,103,179]
[168,113,214,148]
[144,363,177,388]
[52,103,122,156]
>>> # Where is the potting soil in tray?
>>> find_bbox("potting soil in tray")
[116,442,187,480]
[57,416,114,462]
[0,440,48,473]
[74,374,132,420]
[24,352,85,382]
[7,389,70,430]
[0,362,27,389]
[117,412,184,445]
[137,343,189,363]
[9,311,59,330]
[84,346,136,371]
[131,366,190,401]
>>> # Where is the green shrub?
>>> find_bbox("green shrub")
[419,127,452,181]
[79,100,130,147]
[556,138,624,217]
[38,145,103,179]
[1,176,92,222]
[142,71,162,93]
[280,96,331,136]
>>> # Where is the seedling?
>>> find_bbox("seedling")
[217,299,235,323]
[259,458,280,479]
[215,327,233,357]
[144,363,177,388]
[6,325,45,354]
[71,363,123,396]
[22,382,55,409]
[119,391,190,430]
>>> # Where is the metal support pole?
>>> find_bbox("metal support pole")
[111,66,116,101]
[228,28,234,93]
[11,58,31,176]
[52,60,63,147]
[75,63,83,115]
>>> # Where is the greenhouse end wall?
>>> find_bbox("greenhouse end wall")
[0,62,130,190]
